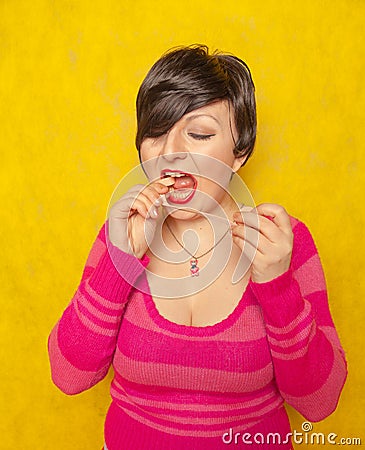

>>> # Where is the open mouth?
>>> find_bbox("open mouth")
[160,169,197,204]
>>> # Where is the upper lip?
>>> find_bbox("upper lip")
[160,169,197,187]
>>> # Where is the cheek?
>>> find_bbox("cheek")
[139,144,158,167]
[139,143,149,162]
[222,147,237,167]
[140,137,159,156]
[139,143,161,181]
[210,141,236,167]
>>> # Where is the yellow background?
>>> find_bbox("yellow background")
[1,1,364,448]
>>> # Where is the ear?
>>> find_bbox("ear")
[232,155,247,172]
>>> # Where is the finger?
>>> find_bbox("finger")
[110,191,146,216]
[129,198,150,219]
[142,184,167,206]
[138,186,171,218]
[120,182,169,214]
[135,193,164,219]
[121,183,167,219]
[232,233,258,262]
[110,201,148,221]
[254,203,293,236]
[232,208,258,225]
[233,210,272,229]
[231,223,265,255]
[146,177,176,206]
[233,211,282,244]
[156,176,175,187]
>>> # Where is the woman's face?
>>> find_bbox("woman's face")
[140,100,245,220]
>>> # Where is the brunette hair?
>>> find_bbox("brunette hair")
[135,44,256,166]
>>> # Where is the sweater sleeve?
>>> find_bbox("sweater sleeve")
[249,218,347,422]
[47,221,149,395]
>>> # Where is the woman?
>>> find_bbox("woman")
[48,45,347,450]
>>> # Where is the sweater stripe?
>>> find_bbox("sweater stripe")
[118,408,261,438]
[269,326,317,360]
[281,347,347,422]
[110,386,282,420]
[112,388,282,420]
[117,319,271,372]
[73,299,119,336]
[267,317,314,347]
[265,299,311,335]
[113,395,284,429]
[48,323,107,394]
[294,253,326,296]
[111,377,278,411]
[112,372,280,402]
[83,282,126,311]
[84,237,106,269]
[126,293,267,342]
[113,349,273,392]
[76,293,121,328]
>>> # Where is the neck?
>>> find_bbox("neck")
[163,192,237,234]
[161,195,237,258]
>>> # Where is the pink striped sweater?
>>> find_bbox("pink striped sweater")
[48,216,347,449]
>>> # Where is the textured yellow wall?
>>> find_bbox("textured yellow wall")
[1,1,364,448]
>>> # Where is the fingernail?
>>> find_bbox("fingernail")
[151,207,158,217]
[161,177,175,186]
[154,197,161,206]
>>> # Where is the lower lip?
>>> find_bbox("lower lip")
[166,187,196,204]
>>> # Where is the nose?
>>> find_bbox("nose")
[160,128,187,162]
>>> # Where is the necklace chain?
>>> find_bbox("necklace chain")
[163,209,231,259]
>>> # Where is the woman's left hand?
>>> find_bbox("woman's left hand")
[231,203,294,284]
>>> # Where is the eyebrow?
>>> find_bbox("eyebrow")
[185,114,222,128]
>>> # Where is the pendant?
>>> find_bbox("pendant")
[190,259,199,277]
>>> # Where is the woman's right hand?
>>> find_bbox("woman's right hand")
[108,177,175,259]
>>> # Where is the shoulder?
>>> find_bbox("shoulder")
[96,221,108,243]
[288,214,301,231]
[288,213,316,244]
[288,213,320,270]
[86,221,108,260]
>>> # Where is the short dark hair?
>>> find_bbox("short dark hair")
[135,44,256,166]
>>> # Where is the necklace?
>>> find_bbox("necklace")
[163,211,231,277]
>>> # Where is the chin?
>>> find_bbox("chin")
[164,188,228,221]
[164,208,200,221]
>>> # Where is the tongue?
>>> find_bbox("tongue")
[173,175,195,190]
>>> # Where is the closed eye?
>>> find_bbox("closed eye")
[188,133,215,141]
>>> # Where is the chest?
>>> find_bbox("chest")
[145,246,252,327]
